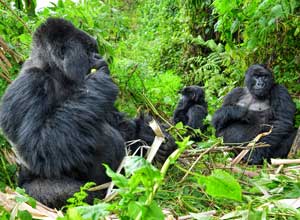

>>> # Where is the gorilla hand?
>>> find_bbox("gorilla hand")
[90,53,110,74]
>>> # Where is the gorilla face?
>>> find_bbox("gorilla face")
[245,64,274,99]
[181,86,205,106]
[31,18,103,82]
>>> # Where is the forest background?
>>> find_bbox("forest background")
[0,0,299,219]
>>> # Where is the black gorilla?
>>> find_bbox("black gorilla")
[0,18,125,208]
[173,85,207,140]
[119,114,176,162]
[212,64,296,164]
[0,18,176,208]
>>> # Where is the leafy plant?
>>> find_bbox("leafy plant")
[198,170,242,202]
[105,156,164,219]
[66,182,96,209]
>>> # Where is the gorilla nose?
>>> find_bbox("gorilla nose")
[255,80,265,89]
[256,83,264,89]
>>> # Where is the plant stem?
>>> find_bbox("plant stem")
[135,139,192,220]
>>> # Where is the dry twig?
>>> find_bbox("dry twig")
[271,158,300,166]
[0,188,63,220]
[230,129,272,166]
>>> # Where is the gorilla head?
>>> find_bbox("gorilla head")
[180,85,206,108]
[32,18,104,82]
[245,64,275,99]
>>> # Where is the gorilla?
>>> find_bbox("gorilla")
[0,18,176,208]
[119,114,176,162]
[0,18,126,207]
[212,64,296,164]
[173,85,207,140]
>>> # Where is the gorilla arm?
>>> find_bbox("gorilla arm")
[212,88,249,133]
[173,98,188,124]
[187,105,207,130]
[259,85,296,147]
[0,68,119,179]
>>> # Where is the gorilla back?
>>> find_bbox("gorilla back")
[212,64,296,164]
[0,18,125,208]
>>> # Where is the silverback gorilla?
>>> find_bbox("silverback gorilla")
[173,86,207,140]
[212,64,296,164]
[0,18,175,208]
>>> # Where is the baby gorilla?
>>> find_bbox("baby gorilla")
[119,114,177,162]
[0,18,125,208]
[173,86,207,140]
[212,64,296,164]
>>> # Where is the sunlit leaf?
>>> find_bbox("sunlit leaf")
[198,170,242,201]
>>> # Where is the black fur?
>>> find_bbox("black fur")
[119,114,177,163]
[212,64,296,164]
[0,18,124,208]
[0,18,177,208]
[173,86,207,140]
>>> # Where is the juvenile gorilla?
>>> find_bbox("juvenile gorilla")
[173,86,207,140]
[0,18,125,208]
[119,114,176,162]
[212,64,296,164]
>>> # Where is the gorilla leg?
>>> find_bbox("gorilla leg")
[221,122,259,144]
[271,129,297,158]
[21,177,101,208]
[244,129,297,165]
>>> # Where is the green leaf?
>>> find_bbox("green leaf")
[66,208,84,220]
[248,209,265,220]
[206,39,218,50]
[144,201,164,220]
[190,212,213,220]
[73,203,110,220]
[15,187,36,208]
[271,5,284,18]
[17,210,32,220]
[198,170,242,201]
[230,19,239,34]
[128,201,142,219]
[104,164,129,188]
[124,156,150,176]
[129,200,164,220]
[175,122,184,129]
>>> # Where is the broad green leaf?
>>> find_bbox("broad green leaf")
[230,19,239,34]
[74,204,110,220]
[66,208,83,220]
[198,170,242,201]
[175,122,184,129]
[190,212,214,220]
[17,210,32,220]
[124,156,151,176]
[144,201,164,220]
[271,5,284,18]
[15,187,36,208]
[104,164,128,188]
[128,201,142,219]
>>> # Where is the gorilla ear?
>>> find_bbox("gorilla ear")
[63,41,90,82]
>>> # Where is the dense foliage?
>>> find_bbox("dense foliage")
[0,0,299,219]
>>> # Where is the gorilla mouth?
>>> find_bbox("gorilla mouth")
[252,89,268,99]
